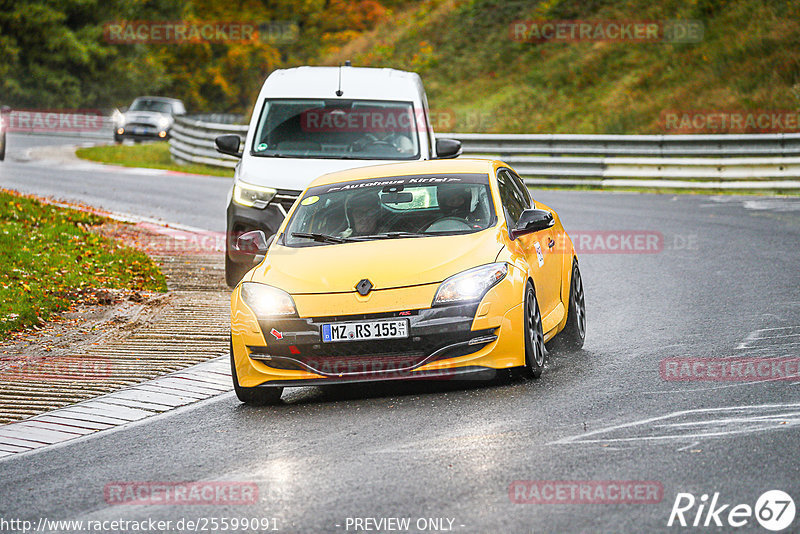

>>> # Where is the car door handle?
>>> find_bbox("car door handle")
[547,238,555,249]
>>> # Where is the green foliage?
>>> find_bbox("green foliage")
[75,143,233,177]
[0,191,166,338]
[0,0,402,113]
[3,0,796,131]
[328,0,800,133]
[0,0,181,109]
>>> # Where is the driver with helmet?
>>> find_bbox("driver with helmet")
[340,190,381,237]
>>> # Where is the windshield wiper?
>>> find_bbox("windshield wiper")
[351,231,430,240]
[291,232,352,244]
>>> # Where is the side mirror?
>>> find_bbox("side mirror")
[236,230,270,255]
[509,209,554,239]
[435,138,462,159]
[215,135,243,158]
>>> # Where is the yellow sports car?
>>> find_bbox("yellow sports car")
[230,159,585,404]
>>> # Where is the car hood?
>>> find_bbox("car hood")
[124,111,171,123]
[239,156,417,192]
[250,229,504,294]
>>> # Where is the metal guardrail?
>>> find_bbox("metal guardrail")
[169,115,248,169]
[168,116,800,189]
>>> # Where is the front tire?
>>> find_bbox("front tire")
[230,340,283,405]
[523,281,546,378]
[547,258,586,352]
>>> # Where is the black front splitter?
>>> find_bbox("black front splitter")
[251,365,500,387]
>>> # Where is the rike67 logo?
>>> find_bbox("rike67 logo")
[668,490,795,531]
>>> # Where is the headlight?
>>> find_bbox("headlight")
[112,109,126,127]
[432,263,508,306]
[233,182,277,209]
[240,283,297,317]
[156,116,171,129]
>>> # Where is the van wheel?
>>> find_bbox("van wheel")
[225,254,249,287]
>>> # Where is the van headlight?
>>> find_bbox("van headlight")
[432,263,508,306]
[240,283,297,317]
[233,182,277,209]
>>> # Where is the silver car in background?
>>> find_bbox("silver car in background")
[113,96,185,143]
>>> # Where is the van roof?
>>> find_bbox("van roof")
[260,66,425,102]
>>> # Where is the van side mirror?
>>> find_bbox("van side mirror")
[215,135,243,158]
[435,138,462,159]
[509,209,554,239]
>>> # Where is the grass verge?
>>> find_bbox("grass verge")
[0,190,167,339]
[75,143,233,178]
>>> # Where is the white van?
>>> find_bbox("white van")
[216,64,462,285]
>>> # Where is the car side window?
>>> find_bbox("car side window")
[496,169,526,226]
[508,170,532,208]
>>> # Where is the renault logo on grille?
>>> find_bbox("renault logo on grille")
[356,279,373,296]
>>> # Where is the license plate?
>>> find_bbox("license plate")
[321,319,409,343]
[134,127,146,135]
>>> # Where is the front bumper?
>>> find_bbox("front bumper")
[231,273,527,388]
[226,190,301,265]
[114,125,170,141]
[250,303,496,377]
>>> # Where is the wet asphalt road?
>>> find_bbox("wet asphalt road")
[1,134,800,533]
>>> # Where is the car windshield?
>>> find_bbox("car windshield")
[251,99,420,160]
[130,99,173,114]
[283,173,495,246]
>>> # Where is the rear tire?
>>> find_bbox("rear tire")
[523,281,546,378]
[230,340,283,405]
[547,258,586,353]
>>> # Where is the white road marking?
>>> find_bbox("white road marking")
[549,402,800,445]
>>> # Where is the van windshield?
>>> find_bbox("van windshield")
[129,99,173,114]
[251,99,421,160]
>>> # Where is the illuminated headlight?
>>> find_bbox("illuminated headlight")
[240,283,297,317]
[233,182,277,209]
[432,263,508,306]
[112,109,126,127]
[156,116,171,129]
